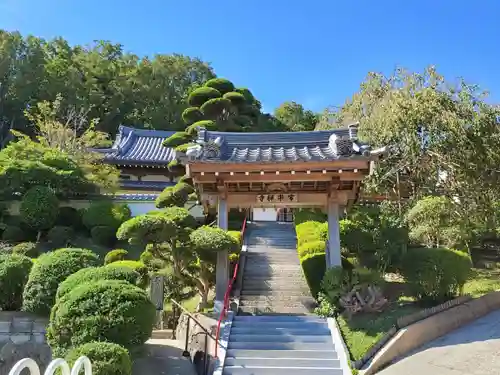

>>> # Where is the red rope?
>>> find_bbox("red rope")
[214,216,247,358]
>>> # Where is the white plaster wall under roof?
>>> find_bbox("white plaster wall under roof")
[252,207,278,221]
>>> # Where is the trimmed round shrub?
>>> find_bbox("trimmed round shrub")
[0,254,32,310]
[298,240,326,258]
[140,251,167,271]
[296,221,326,246]
[200,98,233,120]
[22,248,99,316]
[47,279,156,353]
[65,342,132,375]
[182,107,204,125]
[167,159,185,175]
[227,230,242,248]
[20,186,59,233]
[82,201,131,230]
[186,120,217,136]
[12,242,39,257]
[400,247,472,304]
[233,115,253,129]
[91,226,117,247]
[56,207,82,229]
[238,104,260,118]
[2,225,26,243]
[106,260,148,287]
[162,131,192,148]
[104,249,128,265]
[56,265,141,300]
[223,92,246,107]
[204,78,235,95]
[47,226,75,247]
[235,87,255,102]
[188,87,221,107]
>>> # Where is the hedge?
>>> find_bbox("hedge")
[188,86,222,107]
[104,249,128,265]
[0,254,32,310]
[22,248,99,316]
[82,201,131,230]
[300,252,353,299]
[47,280,156,353]
[91,226,117,247]
[56,265,141,301]
[294,209,327,225]
[106,260,148,287]
[297,240,326,258]
[65,342,132,375]
[2,225,26,243]
[401,247,472,304]
[47,226,75,247]
[204,78,235,95]
[296,221,328,246]
[12,242,39,257]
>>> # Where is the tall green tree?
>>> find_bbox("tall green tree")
[274,101,318,131]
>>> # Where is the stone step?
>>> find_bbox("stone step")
[239,295,313,303]
[230,326,331,335]
[234,315,325,322]
[229,334,332,344]
[240,288,310,296]
[238,306,313,315]
[226,349,337,359]
[224,357,341,368]
[222,366,343,375]
[232,321,328,330]
[227,341,335,350]
[238,302,315,311]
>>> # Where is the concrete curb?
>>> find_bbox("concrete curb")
[212,311,234,375]
[328,317,354,375]
[360,291,500,375]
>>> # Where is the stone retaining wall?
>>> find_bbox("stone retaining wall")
[0,312,51,375]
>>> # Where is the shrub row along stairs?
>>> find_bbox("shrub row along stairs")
[221,222,345,375]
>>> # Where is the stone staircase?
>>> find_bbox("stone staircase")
[219,222,346,375]
[238,222,315,314]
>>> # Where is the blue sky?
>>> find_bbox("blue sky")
[0,0,498,113]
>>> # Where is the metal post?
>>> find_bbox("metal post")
[182,316,190,357]
[203,332,209,375]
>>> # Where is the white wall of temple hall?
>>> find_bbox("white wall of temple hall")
[252,207,278,221]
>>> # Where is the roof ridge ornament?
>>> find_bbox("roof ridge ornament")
[187,128,224,161]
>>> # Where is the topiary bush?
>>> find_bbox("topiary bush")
[227,230,242,247]
[12,242,39,257]
[20,186,59,239]
[47,226,75,247]
[185,120,217,135]
[400,247,472,304]
[235,87,255,102]
[223,92,246,107]
[104,249,129,265]
[65,342,132,375]
[298,240,326,258]
[47,279,156,354]
[56,265,141,301]
[82,201,131,231]
[2,225,26,243]
[106,260,149,287]
[22,248,99,316]
[0,254,32,310]
[294,209,327,225]
[204,78,235,95]
[296,221,326,246]
[56,207,83,230]
[139,250,167,271]
[181,107,204,126]
[200,98,233,120]
[188,87,221,107]
[91,226,117,247]
[162,132,192,148]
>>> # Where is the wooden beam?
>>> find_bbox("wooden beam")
[192,171,366,184]
[188,159,370,173]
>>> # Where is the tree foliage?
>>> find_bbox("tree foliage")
[274,101,318,132]
[20,186,59,237]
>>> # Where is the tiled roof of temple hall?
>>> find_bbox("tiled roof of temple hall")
[186,124,386,163]
[96,126,176,166]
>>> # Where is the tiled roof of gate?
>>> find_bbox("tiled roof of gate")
[97,126,176,165]
[189,125,374,163]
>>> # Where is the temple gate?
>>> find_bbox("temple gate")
[184,124,386,302]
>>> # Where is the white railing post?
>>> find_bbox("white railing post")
[8,356,92,375]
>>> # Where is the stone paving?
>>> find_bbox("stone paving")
[379,309,500,375]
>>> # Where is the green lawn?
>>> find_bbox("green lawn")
[338,268,500,362]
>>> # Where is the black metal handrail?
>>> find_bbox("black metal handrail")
[170,298,221,375]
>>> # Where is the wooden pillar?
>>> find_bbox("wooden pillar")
[327,199,342,267]
[215,195,229,302]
